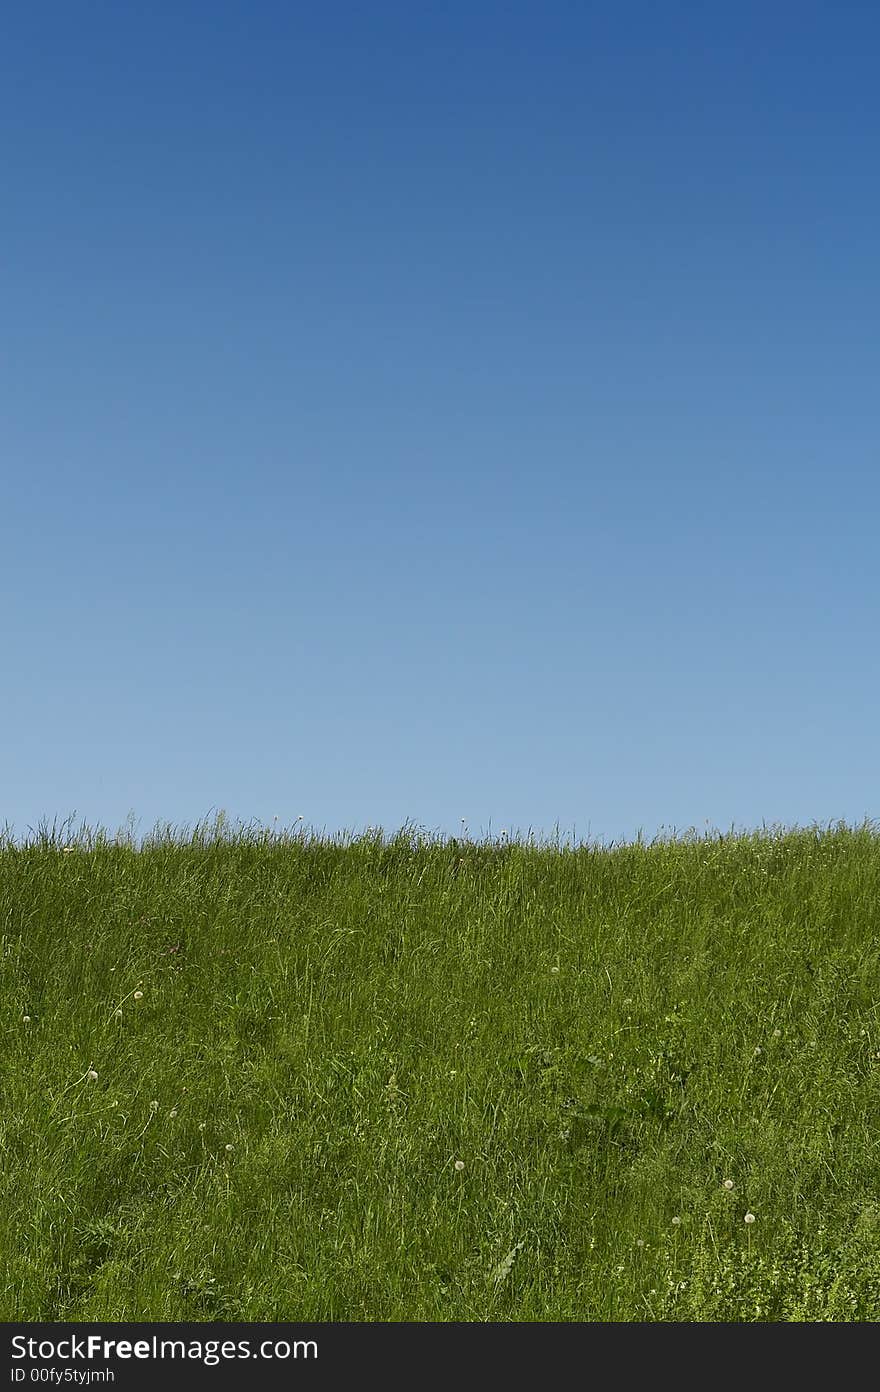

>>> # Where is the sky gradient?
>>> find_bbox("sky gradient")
[3,1,878,846]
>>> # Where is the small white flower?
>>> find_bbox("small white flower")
[87,1070,98,1081]
[454,1159,465,1171]
[150,1100,159,1111]
[671,1216,681,1225]
[550,965,560,973]
[636,1239,645,1248]
[723,1179,735,1190]
[225,1143,234,1151]
[22,1015,31,1024]
[744,1212,756,1224]
[772,1028,782,1038]
[168,1108,178,1117]
[133,991,144,1000]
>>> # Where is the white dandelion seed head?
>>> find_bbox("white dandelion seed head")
[723,1179,735,1190]
[744,1212,756,1224]
[22,1015,31,1024]
[150,1100,159,1110]
[225,1143,235,1151]
[454,1160,465,1171]
[772,1028,782,1038]
[87,1070,98,1081]
[671,1216,681,1225]
[133,991,144,1000]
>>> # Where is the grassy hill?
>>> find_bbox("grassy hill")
[3,816,879,1320]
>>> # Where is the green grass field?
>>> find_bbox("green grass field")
[3,815,879,1321]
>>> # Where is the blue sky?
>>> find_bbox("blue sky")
[3,1,878,846]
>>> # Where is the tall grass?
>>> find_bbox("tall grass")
[2,814,879,1320]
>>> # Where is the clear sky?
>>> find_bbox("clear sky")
[3,2,878,846]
